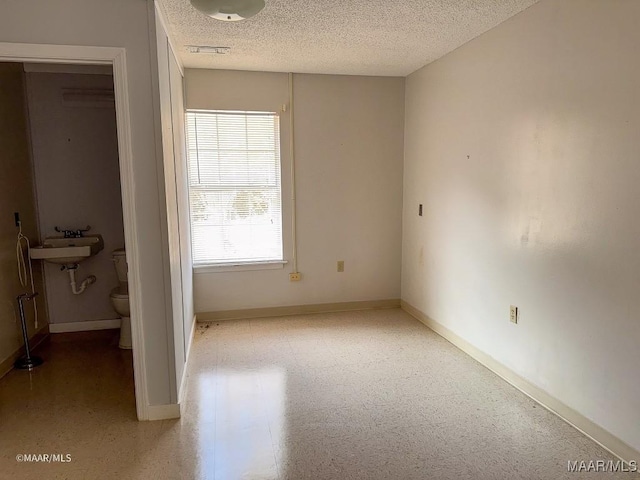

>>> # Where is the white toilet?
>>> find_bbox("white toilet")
[109,249,131,349]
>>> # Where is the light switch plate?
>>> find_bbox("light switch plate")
[510,305,518,324]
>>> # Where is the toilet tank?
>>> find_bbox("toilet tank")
[112,249,128,282]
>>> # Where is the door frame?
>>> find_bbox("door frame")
[0,42,149,420]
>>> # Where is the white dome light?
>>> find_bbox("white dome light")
[190,0,266,22]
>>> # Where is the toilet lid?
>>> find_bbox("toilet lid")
[110,285,128,299]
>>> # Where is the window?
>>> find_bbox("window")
[186,110,283,267]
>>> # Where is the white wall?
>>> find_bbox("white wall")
[403,0,640,452]
[169,45,195,384]
[0,63,48,371]
[154,3,194,402]
[26,71,125,325]
[186,70,405,313]
[0,0,176,407]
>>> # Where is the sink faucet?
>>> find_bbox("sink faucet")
[55,225,91,238]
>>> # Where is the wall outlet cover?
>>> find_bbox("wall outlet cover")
[337,260,344,272]
[289,272,301,282]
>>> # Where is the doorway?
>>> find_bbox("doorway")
[0,43,148,419]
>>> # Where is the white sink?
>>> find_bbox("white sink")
[30,235,104,265]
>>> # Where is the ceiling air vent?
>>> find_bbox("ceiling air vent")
[61,87,115,108]
[188,46,231,55]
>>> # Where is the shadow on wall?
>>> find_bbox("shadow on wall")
[0,63,47,371]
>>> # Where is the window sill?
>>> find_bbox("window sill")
[194,260,288,274]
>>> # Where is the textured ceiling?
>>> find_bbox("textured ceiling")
[158,0,539,76]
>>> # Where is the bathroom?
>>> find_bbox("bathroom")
[0,62,134,409]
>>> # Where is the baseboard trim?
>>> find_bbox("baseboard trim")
[49,319,121,333]
[400,300,640,463]
[147,403,180,421]
[0,324,50,379]
[197,299,401,322]
[179,314,196,406]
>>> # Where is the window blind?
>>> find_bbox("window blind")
[186,110,283,265]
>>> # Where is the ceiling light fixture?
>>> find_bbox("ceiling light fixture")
[190,0,265,22]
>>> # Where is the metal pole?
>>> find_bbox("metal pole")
[17,295,32,359]
[14,292,43,370]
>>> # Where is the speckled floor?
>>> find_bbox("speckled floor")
[0,309,636,479]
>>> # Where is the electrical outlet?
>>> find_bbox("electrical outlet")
[337,260,344,272]
[510,305,519,324]
[289,272,301,282]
